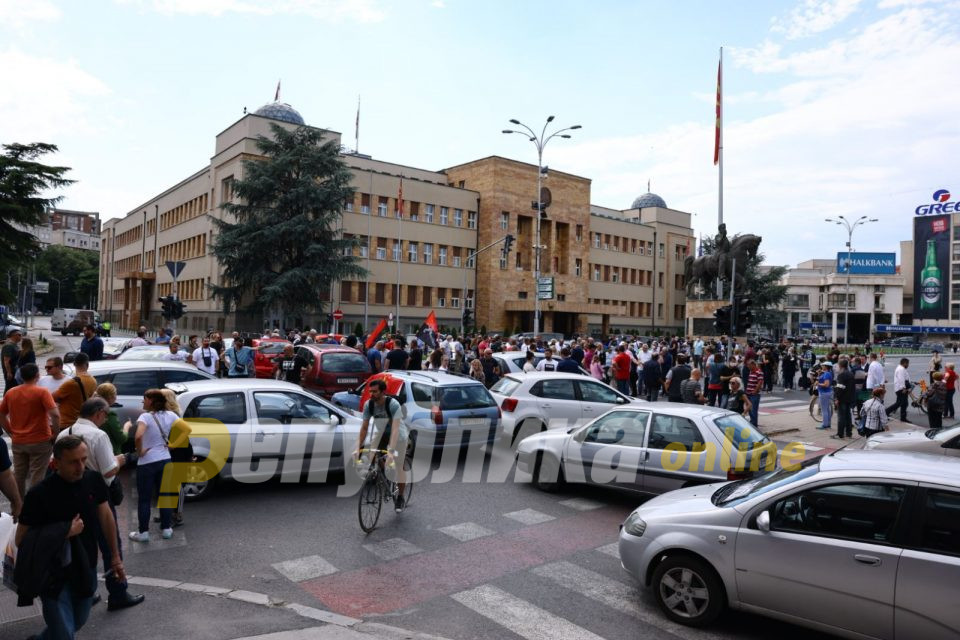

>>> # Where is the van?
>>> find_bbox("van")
[51,308,101,336]
[0,305,24,341]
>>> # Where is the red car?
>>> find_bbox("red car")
[251,338,291,378]
[298,344,371,398]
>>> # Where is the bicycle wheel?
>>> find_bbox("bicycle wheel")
[358,472,382,533]
[400,456,413,506]
[809,396,822,422]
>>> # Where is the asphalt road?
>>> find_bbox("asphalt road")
[1,321,953,640]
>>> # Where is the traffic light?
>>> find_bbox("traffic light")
[461,308,473,329]
[502,234,515,260]
[734,296,753,335]
[171,297,186,320]
[713,304,732,334]
[159,295,174,320]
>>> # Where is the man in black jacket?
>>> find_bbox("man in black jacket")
[15,435,126,637]
[664,355,693,403]
[834,358,857,439]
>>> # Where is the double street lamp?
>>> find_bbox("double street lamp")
[503,116,581,333]
[825,215,878,344]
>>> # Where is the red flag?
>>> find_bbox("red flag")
[396,178,403,218]
[275,80,281,102]
[365,317,387,350]
[713,57,721,166]
[425,310,438,333]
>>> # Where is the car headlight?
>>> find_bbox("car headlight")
[623,512,647,537]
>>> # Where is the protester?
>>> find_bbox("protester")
[38,356,69,394]
[192,335,218,375]
[94,383,128,454]
[79,323,105,361]
[0,363,60,499]
[1,326,22,392]
[129,389,178,541]
[53,352,98,428]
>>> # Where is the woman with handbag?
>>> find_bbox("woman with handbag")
[129,389,178,542]
[924,371,947,430]
[149,389,192,528]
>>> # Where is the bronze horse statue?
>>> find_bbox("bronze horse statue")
[684,234,762,297]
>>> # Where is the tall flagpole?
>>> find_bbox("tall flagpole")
[395,177,403,333]
[355,95,360,153]
[717,46,723,227]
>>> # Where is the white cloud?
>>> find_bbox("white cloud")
[771,0,863,39]
[0,0,61,25]
[431,0,446,7]
[117,0,386,22]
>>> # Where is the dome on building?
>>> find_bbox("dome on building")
[252,102,305,126]
[631,191,667,209]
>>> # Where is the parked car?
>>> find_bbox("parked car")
[251,337,290,378]
[330,381,366,412]
[0,305,23,341]
[516,404,776,494]
[511,332,565,343]
[298,344,372,398]
[492,352,544,374]
[164,378,362,500]
[83,360,215,425]
[100,337,133,360]
[921,341,945,353]
[618,450,960,637]
[489,372,641,445]
[356,370,501,451]
[116,345,174,361]
[855,424,960,457]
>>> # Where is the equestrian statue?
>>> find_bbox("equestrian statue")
[684,223,762,297]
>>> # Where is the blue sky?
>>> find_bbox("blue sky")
[2,0,959,268]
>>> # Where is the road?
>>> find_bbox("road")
[1,323,953,639]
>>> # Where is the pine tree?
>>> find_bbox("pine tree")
[210,124,367,324]
[0,143,74,303]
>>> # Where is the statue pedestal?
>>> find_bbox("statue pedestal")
[685,300,730,337]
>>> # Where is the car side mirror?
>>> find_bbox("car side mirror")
[64,351,78,364]
[756,510,771,532]
[111,403,123,409]
[616,396,628,404]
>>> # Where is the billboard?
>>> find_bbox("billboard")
[913,215,951,319]
[835,252,896,275]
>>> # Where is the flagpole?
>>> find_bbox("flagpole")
[395,178,403,334]
[717,46,723,227]
[363,172,371,329]
[355,95,360,154]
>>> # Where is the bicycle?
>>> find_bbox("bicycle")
[356,448,413,534]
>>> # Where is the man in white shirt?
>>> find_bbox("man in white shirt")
[38,357,69,393]
[162,342,188,362]
[536,349,558,372]
[130,329,150,347]
[192,336,218,375]
[865,353,885,391]
[885,357,911,422]
[638,344,652,365]
[55,397,144,611]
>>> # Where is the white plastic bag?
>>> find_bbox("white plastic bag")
[0,512,16,592]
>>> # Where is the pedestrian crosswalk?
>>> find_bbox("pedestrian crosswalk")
[756,392,810,415]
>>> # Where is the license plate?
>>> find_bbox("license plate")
[459,417,488,426]
[337,378,358,384]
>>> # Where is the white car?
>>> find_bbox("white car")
[489,372,643,445]
[856,424,960,457]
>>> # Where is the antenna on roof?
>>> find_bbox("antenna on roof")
[647,179,651,193]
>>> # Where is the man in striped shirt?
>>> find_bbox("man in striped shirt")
[745,359,764,427]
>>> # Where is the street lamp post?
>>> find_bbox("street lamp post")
[503,117,580,334]
[825,215,878,344]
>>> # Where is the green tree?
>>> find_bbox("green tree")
[0,143,74,303]
[33,245,100,311]
[210,124,366,325]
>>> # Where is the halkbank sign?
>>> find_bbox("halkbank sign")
[836,252,896,275]
[915,189,959,215]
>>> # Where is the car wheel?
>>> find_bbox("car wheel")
[533,452,564,493]
[651,555,724,627]
[61,330,67,336]
[181,458,217,501]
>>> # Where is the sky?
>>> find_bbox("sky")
[2,0,959,269]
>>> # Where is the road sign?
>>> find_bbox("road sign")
[165,261,186,279]
[33,281,49,294]
[332,309,344,320]
[537,276,554,300]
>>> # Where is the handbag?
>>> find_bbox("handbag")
[108,476,124,506]
[154,413,193,463]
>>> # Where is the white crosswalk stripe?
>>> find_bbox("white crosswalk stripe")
[503,508,555,525]
[362,537,422,560]
[271,555,338,582]
[595,543,620,559]
[451,584,606,640]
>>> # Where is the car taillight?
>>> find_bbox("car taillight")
[501,397,518,412]
[431,405,443,425]
[727,470,750,481]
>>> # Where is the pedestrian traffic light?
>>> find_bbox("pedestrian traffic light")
[462,308,473,328]
[159,295,174,320]
[502,234,515,259]
[171,297,186,320]
[713,304,732,334]
[735,296,753,335]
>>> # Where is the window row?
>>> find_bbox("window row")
[159,233,207,263]
[345,195,476,229]
[158,277,207,301]
[114,255,142,274]
[586,299,666,319]
[343,235,476,267]
[115,226,142,249]
[160,193,210,232]
[340,281,474,309]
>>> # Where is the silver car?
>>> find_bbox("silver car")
[516,404,777,494]
[618,450,960,638]
[856,424,960,458]
[166,378,362,500]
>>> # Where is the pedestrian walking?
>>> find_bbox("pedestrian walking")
[944,363,957,420]
[0,363,60,498]
[924,371,947,430]
[885,358,912,423]
[816,360,835,430]
[781,349,797,391]
[79,323,104,361]
[664,355,692,403]
[726,377,752,418]
[129,389,178,541]
[833,358,856,439]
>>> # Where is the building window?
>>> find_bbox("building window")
[425,204,434,223]
[438,247,447,265]
[576,224,583,242]
[593,232,601,248]
[593,265,600,281]
[454,208,463,227]
[378,197,388,217]
[453,256,461,267]
[407,286,418,306]
[500,211,509,230]
[518,291,528,299]
[344,198,353,212]
[360,194,371,214]
[438,296,445,307]
[220,176,234,202]
[786,294,809,308]
[658,243,665,258]
[408,242,418,263]
[392,241,401,261]
[423,244,433,264]
[451,297,460,308]
[468,211,477,229]
[423,287,432,306]
[440,207,449,225]
[827,293,855,307]
[466,293,474,309]
[612,269,619,283]
[466,255,475,268]
[360,243,368,258]
[575,259,582,277]
[657,303,663,318]
[658,272,664,288]
[375,283,386,304]
[515,251,523,270]
[376,246,386,260]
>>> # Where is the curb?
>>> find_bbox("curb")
[760,426,801,437]
[121,576,451,640]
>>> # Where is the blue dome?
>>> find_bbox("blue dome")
[631,192,667,209]
[253,102,305,126]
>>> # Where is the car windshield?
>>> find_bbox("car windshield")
[713,414,770,447]
[439,385,496,410]
[101,340,128,355]
[712,457,820,506]
[322,352,370,373]
[258,341,288,355]
[490,377,522,396]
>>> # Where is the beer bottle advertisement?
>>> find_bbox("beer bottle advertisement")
[913,214,951,319]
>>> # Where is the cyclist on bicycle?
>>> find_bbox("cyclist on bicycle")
[353,378,408,512]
